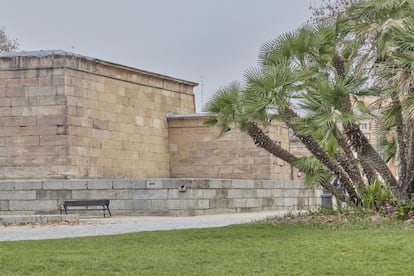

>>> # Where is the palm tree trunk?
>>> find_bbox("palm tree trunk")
[294,130,361,204]
[393,98,408,189]
[332,54,398,190]
[247,122,296,163]
[282,108,361,204]
[343,121,399,189]
[246,122,348,201]
[332,126,366,190]
[360,157,377,184]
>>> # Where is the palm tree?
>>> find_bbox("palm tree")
[342,0,414,199]
[245,24,365,204]
[205,0,414,204]
[204,82,348,201]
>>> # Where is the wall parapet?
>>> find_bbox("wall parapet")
[0,178,321,216]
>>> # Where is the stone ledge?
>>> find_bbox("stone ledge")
[0,214,79,226]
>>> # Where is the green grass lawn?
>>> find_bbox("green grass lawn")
[0,220,413,275]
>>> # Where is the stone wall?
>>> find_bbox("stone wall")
[168,114,291,180]
[0,60,67,178]
[0,51,197,179]
[0,179,321,216]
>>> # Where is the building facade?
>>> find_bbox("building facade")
[0,51,292,180]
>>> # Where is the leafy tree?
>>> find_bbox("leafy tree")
[309,0,357,24]
[0,27,18,52]
[205,0,414,206]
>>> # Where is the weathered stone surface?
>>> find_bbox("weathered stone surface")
[9,200,58,211]
[0,178,321,216]
[0,191,36,200]
[168,116,290,180]
[37,190,72,200]
[0,200,8,210]
[13,181,43,190]
[0,52,196,179]
[42,181,64,190]
[146,179,163,189]
[133,190,168,200]
[87,180,113,190]
[63,180,88,190]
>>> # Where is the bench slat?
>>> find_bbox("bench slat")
[64,200,109,207]
[61,199,111,217]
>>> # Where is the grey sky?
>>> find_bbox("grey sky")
[0,0,322,111]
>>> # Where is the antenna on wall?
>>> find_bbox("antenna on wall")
[200,75,204,112]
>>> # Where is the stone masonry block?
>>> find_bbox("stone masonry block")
[245,190,258,198]
[133,190,167,200]
[9,200,58,211]
[112,190,133,200]
[132,199,150,210]
[230,198,247,208]
[109,199,132,210]
[208,179,224,189]
[167,189,179,199]
[283,197,296,207]
[87,180,113,190]
[216,189,228,198]
[0,191,36,200]
[0,182,16,190]
[145,179,163,189]
[0,200,9,210]
[113,179,135,189]
[1,216,16,225]
[13,181,43,190]
[246,198,261,208]
[227,189,245,199]
[201,189,216,199]
[14,216,37,225]
[209,199,230,209]
[165,200,184,210]
[262,180,278,189]
[290,181,305,189]
[63,180,88,190]
[191,179,210,189]
[273,197,284,207]
[257,189,273,198]
[177,189,203,200]
[128,179,145,189]
[254,180,264,188]
[298,188,314,197]
[72,190,117,200]
[272,189,283,198]
[150,200,165,210]
[161,179,183,189]
[43,181,64,190]
[232,180,254,189]
[37,190,72,200]
[197,199,209,209]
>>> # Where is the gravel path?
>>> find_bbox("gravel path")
[0,211,290,241]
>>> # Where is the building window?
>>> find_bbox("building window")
[360,123,368,130]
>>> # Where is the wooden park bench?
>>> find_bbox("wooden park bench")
[60,199,111,217]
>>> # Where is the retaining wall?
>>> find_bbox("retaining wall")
[0,178,321,216]
[168,115,291,180]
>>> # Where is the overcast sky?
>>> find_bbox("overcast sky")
[0,0,323,111]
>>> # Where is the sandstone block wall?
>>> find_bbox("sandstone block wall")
[0,60,67,178]
[168,115,291,180]
[0,51,197,179]
[0,179,322,216]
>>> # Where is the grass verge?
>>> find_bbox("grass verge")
[0,217,413,275]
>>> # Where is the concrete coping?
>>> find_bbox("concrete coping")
[166,112,215,119]
[0,214,79,226]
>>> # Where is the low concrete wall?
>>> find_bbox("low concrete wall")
[0,179,322,216]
